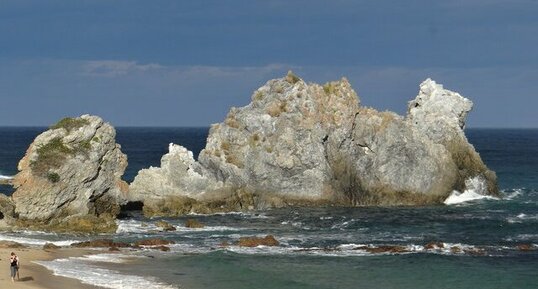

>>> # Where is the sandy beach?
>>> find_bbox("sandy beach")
[0,247,103,289]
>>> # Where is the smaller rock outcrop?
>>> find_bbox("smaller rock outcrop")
[43,243,61,250]
[155,220,176,231]
[238,235,279,247]
[184,219,204,228]
[71,239,130,248]
[11,115,128,233]
[133,238,175,246]
[0,240,26,248]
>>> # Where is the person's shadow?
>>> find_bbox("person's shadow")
[19,276,34,282]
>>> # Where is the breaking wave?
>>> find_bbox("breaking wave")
[35,255,178,289]
[444,176,498,205]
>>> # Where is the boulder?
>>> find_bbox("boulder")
[517,244,535,251]
[0,240,26,248]
[184,219,204,229]
[129,73,498,215]
[155,220,176,231]
[71,239,130,248]
[134,238,175,246]
[43,243,61,250]
[238,235,279,247]
[355,245,409,254]
[11,115,128,233]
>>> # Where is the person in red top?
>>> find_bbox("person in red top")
[9,252,19,282]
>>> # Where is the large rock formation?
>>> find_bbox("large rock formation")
[10,115,128,232]
[129,72,498,216]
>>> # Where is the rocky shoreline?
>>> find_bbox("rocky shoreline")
[0,73,498,232]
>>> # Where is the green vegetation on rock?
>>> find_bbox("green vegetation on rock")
[50,117,90,132]
[31,136,93,177]
[285,71,300,84]
[46,172,60,183]
[31,137,74,176]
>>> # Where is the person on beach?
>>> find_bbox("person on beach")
[9,252,19,282]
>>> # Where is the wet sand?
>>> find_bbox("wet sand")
[0,247,103,289]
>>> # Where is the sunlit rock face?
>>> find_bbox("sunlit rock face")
[11,115,128,233]
[129,73,498,216]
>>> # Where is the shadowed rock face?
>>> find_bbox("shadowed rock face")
[129,72,498,215]
[10,115,128,233]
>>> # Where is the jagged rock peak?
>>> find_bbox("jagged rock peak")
[407,78,473,131]
[10,115,128,233]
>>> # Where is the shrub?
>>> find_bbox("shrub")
[31,136,93,177]
[286,71,300,84]
[46,172,60,183]
[31,137,74,176]
[50,117,90,132]
[323,83,336,95]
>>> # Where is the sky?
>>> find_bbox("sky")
[0,0,537,127]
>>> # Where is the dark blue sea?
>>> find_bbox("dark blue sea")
[0,128,537,289]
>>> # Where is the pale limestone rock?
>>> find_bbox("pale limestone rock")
[11,115,128,232]
[129,143,221,201]
[129,73,498,214]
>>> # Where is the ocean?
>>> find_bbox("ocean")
[0,127,537,289]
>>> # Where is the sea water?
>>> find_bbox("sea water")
[1,128,537,289]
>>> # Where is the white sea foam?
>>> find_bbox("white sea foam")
[73,253,141,264]
[444,176,498,205]
[0,174,13,179]
[188,211,270,219]
[35,256,178,289]
[0,233,79,246]
[116,219,159,234]
[116,219,243,234]
[506,213,538,223]
[503,188,525,200]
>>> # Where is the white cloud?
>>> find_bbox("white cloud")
[82,60,163,77]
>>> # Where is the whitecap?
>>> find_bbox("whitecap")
[506,213,538,223]
[503,188,525,200]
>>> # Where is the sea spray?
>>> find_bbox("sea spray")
[444,176,498,205]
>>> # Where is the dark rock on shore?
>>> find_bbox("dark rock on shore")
[43,243,61,250]
[134,238,175,246]
[155,220,176,231]
[238,235,279,247]
[71,239,130,248]
[184,219,204,228]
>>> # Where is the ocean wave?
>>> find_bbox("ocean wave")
[444,176,499,205]
[116,219,243,234]
[506,213,538,223]
[116,219,159,234]
[73,253,144,264]
[35,257,178,289]
[0,233,79,247]
[219,242,497,257]
[188,211,270,219]
[0,174,13,179]
[444,190,498,205]
[502,188,525,200]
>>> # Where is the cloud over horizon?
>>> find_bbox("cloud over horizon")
[0,1,536,127]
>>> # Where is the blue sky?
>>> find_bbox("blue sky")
[0,0,536,127]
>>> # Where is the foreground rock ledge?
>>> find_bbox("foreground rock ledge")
[5,115,128,233]
[129,72,498,216]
